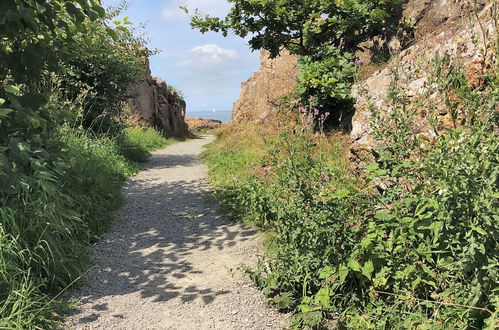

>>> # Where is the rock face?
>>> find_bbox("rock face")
[231,0,495,150]
[351,0,494,148]
[232,50,299,123]
[128,58,188,138]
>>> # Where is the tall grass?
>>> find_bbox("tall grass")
[0,126,173,328]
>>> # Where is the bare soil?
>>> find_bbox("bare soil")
[64,135,289,330]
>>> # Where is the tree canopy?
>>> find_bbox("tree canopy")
[189,0,401,57]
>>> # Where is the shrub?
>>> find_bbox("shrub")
[0,2,164,327]
[204,54,499,328]
[296,46,356,128]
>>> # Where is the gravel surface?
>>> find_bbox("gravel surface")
[63,135,289,330]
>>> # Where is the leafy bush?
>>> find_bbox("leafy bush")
[296,46,356,128]
[204,54,499,328]
[190,0,401,57]
[0,2,168,327]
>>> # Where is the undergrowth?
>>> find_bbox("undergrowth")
[204,51,498,328]
[0,2,178,327]
[0,126,172,328]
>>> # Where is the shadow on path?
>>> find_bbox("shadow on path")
[65,138,258,325]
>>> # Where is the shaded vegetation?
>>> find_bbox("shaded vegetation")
[0,1,173,328]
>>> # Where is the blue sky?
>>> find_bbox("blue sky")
[102,0,260,114]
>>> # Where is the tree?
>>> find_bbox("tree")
[189,0,400,57]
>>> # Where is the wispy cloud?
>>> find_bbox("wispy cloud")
[161,0,230,22]
[184,44,238,66]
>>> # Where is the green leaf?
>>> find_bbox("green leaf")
[92,5,106,17]
[334,189,350,198]
[338,265,349,283]
[348,259,361,272]
[319,266,335,279]
[116,26,130,35]
[374,211,395,221]
[0,98,5,106]
[106,27,119,41]
[0,108,14,117]
[362,260,374,279]
[86,9,100,21]
[4,85,20,94]
[365,163,379,171]
[314,288,331,308]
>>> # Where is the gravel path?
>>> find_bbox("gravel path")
[64,135,289,330]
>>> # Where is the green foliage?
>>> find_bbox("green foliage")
[203,136,265,222]
[189,0,401,57]
[117,127,173,163]
[166,85,186,102]
[0,1,165,327]
[0,125,170,327]
[205,54,499,328]
[296,46,356,127]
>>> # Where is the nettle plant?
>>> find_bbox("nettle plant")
[244,52,498,330]
[335,54,499,328]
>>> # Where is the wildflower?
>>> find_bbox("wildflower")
[314,108,319,116]
[291,99,300,106]
[299,106,307,114]
[324,112,330,118]
[354,58,365,66]
[261,165,271,179]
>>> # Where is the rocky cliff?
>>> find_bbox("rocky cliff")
[231,0,496,147]
[351,0,495,148]
[232,50,298,123]
[128,57,189,138]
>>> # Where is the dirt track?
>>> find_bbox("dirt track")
[64,135,288,329]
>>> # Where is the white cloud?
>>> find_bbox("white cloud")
[154,44,242,108]
[189,44,238,64]
[161,0,230,22]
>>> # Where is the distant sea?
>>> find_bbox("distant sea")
[186,110,232,123]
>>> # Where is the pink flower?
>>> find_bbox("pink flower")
[314,109,319,116]
[299,107,307,114]
[325,112,330,118]
[354,58,365,65]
